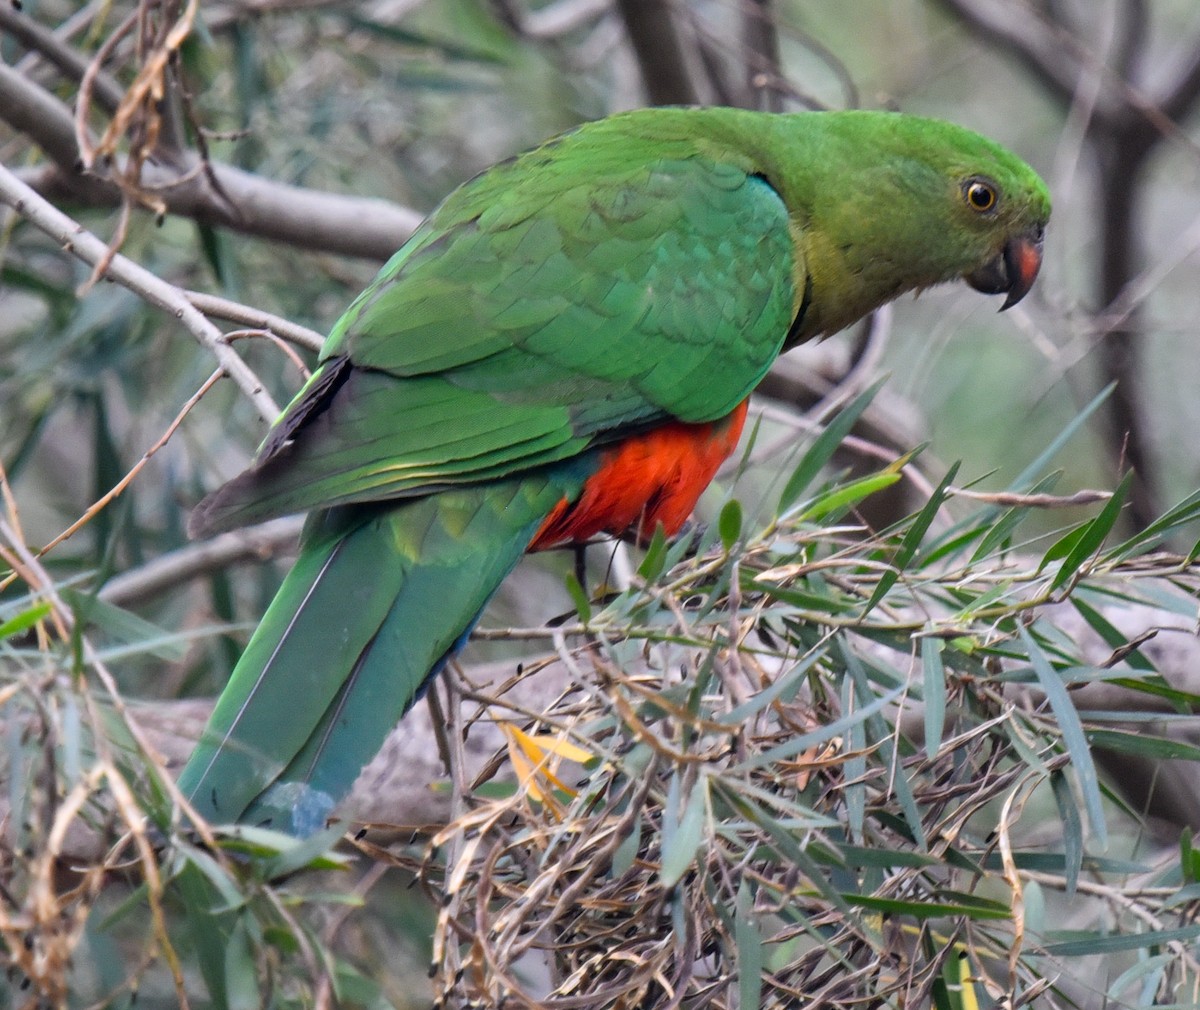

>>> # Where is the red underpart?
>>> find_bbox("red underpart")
[528,399,750,551]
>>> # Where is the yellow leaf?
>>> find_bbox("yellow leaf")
[498,722,590,809]
[956,951,981,1010]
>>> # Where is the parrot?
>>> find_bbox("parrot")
[178,106,1050,836]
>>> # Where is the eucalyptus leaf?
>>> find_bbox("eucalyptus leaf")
[922,636,946,757]
[660,774,708,888]
[1022,625,1108,850]
[777,376,887,514]
[736,881,764,1010]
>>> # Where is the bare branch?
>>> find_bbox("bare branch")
[0,162,280,422]
[100,517,304,607]
[0,61,92,176]
[20,156,424,260]
[13,2,107,79]
[186,290,325,353]
[173,158,422,259]
[930,0,1082,102]
[1160,42,1200,125]
[614,0,699,105]
[741,0,783,112]
[0,3,124,113]
[0,63,423,260]
[947,487,1113,508]
[1111,0,1149,84]
[686,7,845,110]
[693,35,746,107]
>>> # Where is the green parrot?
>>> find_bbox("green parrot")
[179,107,1049,836]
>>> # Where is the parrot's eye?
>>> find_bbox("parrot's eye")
[964,179,998,213]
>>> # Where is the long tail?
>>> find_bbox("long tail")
[178,471,575,836]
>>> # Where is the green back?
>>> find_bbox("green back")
[193,116,799,533]
[193,107,1049,535]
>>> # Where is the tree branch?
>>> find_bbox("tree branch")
[0,60,94,177]
[100,517,304,607]
[1160,42,1200,125]
[741,0,783,111]
[0,162,280,422]
[930,0,1082,102]
[1,61,423,260]
[1110,0,1148,85]
[614,0,699,105]
[18,156,424,260]
[0,2,125,113]
[185,290,325,353]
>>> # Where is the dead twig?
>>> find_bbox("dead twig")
[0,161,280,422]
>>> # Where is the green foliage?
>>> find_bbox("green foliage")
[8,442,1200,1006]
[409,464,1200,1008]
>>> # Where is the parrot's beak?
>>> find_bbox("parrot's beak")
[965,227,1044,310]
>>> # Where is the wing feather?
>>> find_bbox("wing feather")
[193,119,804,536]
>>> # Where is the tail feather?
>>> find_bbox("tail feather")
[178,472,577,835]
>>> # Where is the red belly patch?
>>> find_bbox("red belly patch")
[529,399,749,550]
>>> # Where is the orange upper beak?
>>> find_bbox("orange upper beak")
[965,226,1045,310]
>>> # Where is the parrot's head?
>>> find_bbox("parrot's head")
[772,111,1052,338]
[875,113,1052,309]
[946,143,1050,312]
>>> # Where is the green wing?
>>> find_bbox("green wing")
[180,471,581,833]
[192,123,800,536]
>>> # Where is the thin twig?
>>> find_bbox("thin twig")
[74,8,139,171]
[187,290,325,353]
[0,62,423,260]
[41,369,224,557]
[0,161,280,421]
[947,487,1113,508]
[0,520,205,1007]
